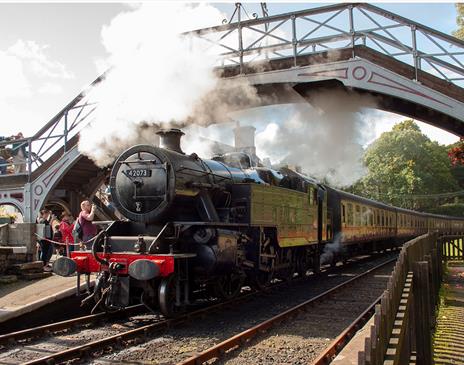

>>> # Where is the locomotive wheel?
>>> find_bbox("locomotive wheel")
[214,273,244,300]
[250,269,274,290]
[159,274,180,317]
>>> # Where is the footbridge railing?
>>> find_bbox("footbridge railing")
[0,75,103,179]
[358,232,463,365]
[190,3,464,87]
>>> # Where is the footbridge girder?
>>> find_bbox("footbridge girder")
[228,46,464,135]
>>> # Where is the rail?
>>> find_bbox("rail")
[178,257,397,365]
[358,232,464,365]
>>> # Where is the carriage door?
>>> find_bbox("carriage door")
[317,187,328,242]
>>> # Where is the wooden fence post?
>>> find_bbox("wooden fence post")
[413,261,432,365]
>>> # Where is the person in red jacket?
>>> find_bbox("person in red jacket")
[59,211,75,256]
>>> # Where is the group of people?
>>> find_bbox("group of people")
[0,132,27,175]
[36,200,97,271]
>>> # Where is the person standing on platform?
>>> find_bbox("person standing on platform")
[78,200,97,250]
[11,132,26,174]
[59,212,75,256]
[37,209,53,270]
[52,224,63,255]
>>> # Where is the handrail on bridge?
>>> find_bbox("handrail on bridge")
[0,74,104,179]
[188,2,464,84]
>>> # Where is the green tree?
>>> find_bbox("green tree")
[453,3,464,40]
[351,120,459,210]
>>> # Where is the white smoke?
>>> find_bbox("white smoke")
[78,3,261,166]
[255,90,377,187]
[320,233,345,265]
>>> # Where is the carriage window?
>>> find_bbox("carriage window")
[362,206,367,226]
[381,211,385,226]
[342,204,346,224]
[376,210,380,226]
[355,205,361,226]
[347,203,354,226]
[369,211,374,226]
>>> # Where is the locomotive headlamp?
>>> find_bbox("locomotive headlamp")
[53,256,77,277]
[128,259,160,281]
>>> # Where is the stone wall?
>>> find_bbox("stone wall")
[0,223,36,254]
[0,224,8,244]
[0,247,31,275]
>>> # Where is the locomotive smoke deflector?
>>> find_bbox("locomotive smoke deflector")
[156,128,184,154]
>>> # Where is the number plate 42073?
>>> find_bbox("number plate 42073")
[124,169,152,178]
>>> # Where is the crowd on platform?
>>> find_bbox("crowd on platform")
[36,200,97,271]
[0,132,27,175]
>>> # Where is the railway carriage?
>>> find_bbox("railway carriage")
[53,129,464,316]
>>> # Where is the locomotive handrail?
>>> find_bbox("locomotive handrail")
[148,222,174,253]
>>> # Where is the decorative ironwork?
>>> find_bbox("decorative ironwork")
[190,3,464,85]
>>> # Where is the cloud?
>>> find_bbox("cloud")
[7,40,74,79]
[38,82,63,95]
[0,51,31,99]
[0,39,74,136]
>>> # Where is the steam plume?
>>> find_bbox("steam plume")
[78,3,261,166]
[255,89,377,187]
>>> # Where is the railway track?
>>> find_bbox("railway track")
[0,304,145,347]
[178,257,396,365]
[0,252,397,365]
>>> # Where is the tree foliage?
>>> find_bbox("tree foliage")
[350,120,459,211]
[448,138,464,166]
[453,3,464,40]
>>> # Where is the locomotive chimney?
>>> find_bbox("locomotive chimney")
[233,124,256,156]
[156,128,184,154]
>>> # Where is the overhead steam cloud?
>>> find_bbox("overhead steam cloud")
[79,3,379,187]
[79,3,261,166]
[255,89,377,187]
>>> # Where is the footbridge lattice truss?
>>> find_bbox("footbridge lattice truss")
[1,3,463,222]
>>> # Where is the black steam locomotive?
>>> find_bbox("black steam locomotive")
[54,129,464,316]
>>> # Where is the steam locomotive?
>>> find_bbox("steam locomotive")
[54,128,464,316]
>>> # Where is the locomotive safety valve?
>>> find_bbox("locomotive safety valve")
[128,259,160,281]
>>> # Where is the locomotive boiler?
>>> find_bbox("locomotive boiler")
[53,128,464,317]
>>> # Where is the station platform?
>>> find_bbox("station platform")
[433,262,464,365]
[0,273,82,323]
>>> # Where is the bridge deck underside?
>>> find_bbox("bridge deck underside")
[222,45,464,136]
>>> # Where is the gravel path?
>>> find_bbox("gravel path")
[91,253,396,365]
[0,313,158,364]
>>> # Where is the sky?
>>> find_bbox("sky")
[0,2,461,146]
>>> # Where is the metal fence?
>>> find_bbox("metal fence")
[190,3,464,86]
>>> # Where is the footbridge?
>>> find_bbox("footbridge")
[1,3,463,222]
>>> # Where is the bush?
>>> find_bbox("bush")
[425,203,464,217]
